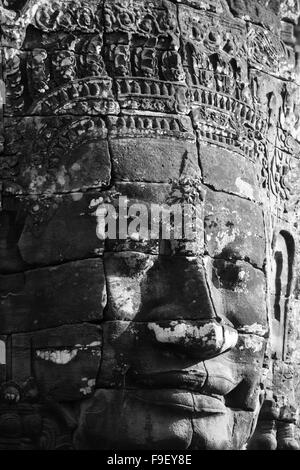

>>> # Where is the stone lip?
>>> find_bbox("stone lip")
[127,389,227,415]
[128,370,207,391]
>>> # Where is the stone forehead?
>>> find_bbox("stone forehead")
[2,0,300,214]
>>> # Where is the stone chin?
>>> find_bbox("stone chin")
[74,388,258,450]
[74,322,263,450]
[74,309,266,449]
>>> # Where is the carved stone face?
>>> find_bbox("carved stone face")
[71,146,268,449]
[1,0,300,451]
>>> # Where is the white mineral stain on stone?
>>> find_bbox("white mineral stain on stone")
[216,228,239,252]
[130,232,140,241]
[36,342,101,365]
[239,323,268,336]
[243,335,264,352]
[73,341,101,349]
[89,197,104,208]
[80,378,96,396]
[235,177,254,199]
[222,327,239,352]
[234,269,251,294]
[111,280,138,315]
[36,349,78,364]
[88,341,101,347]
[148,322,213,344]
[147,322,238,352]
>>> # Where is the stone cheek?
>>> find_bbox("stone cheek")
[204,189,266,269]
[9,193,104,267]
[205,257,268,330]
[200,144,262,202]
[0,259,106,333]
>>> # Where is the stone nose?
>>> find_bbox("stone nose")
[146,319,238,360]
[136,256,221,322]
